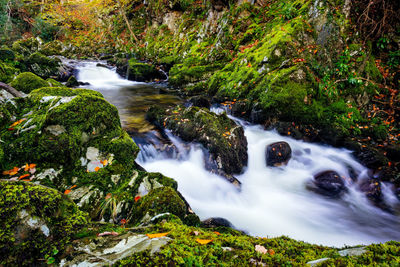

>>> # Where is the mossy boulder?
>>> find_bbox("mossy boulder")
[0,87,191,223]
[131,186,188,224]
[0,47,15,61]
[25,52,61,79]
[0,61,18,83]
[147,105,248,176]
[10,72,49,93]
[66,75,79,87]
[11,37,42,57]
[127,58,162,82]
[40,40,64,56]
[0,180,89,266]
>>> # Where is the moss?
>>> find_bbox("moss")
[127,59,159,81]
[10,72,49,93]
[25,52,60,79]
[11,37,41,57]
[40,40,64,56]
[66,75,79,87]
[0,61,18,83]
[0,180,89,265]
[46,78,66,87]
[0,47,15,61]
[131,186,187,224]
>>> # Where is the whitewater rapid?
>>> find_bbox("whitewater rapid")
[76,61,400,247]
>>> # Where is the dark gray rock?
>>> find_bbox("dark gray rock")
[265,141,292,167]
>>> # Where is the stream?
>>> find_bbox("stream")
[76,61,400,247]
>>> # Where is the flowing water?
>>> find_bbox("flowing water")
[77,61,400,247]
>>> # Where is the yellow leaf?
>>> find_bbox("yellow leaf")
[146,232,169,239]
[196,239,213,245]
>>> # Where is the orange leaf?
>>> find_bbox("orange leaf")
[105,193,112,200]
[70,185,77,189]
[213,231,221,235]
[18,174,30,180]
[134,195,141,202]
[196,239,213,245]
[29,164,36,169]
[10,118,26,127]
[95,167,100,172]
[101,159,108,166]
[9,171,18,176]
[146,232,169,239]
[64,189,71,195]
[24,164,30,171]
[269,249,275,256]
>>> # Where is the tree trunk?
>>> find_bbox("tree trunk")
[0,82,23,98]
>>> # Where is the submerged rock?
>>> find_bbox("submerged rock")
[147,105,248,176]
[359,178,382,203]
[311,171,346,197]
[265,141,292,167]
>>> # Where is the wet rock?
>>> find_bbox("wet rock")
[359,178,382,203]
[65,75,79,87]
[60,232,171,266]
[312,171,346,197]
[265,141,292,167]
[147,106,248,176]
[0,61,19,83]
[25,52,61,79]
[126,58,164,82]
[188,95,211,109]
[201,217,233,228]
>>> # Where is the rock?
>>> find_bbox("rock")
[126,58,163,82]
[147,105,248,176]
[11,37,42,56]
[201,217,233,228]
[60,232,171,266]
[312,171,346,197]
[65,75,79,87]
[0,61,19,83]
[0,47,15,61]
[39,40,64,56]
[188,95,211,109]
[359,178,382,203]
[0,180,88,266]
[338,247,366,257]
[25,52,61,79]
[265,141,292,167]
[307,258,330,266]
[10,72,49,93]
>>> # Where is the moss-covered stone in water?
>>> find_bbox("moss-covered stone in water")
[127,58,160,82]
[66,75,79,87]
[0,61,19,83]
[46,78,66,87]
[147,105,248,175]
[0,180,89,266]
[25,52,60,79]
[10,72,49,93]
[131,186,187,224]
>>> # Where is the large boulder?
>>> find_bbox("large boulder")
[147,105,248,176]
[10,72,49,93]
[0,87,193,224]
[311,171,346,197]
[265,141,292,167]
[0,180,89,266]
[126,58,164,82]
[0,47,15,61]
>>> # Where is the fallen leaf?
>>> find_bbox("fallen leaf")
[255,244,268,254]
[29,164,36,169]
[213,231,221,235]
[64,189,71,195]
[97,231,119,237]
[146,232,169,239]
[269,249,275,256]
[18,174,30,180]
[95,166,100,172]
[70,185,77,189]
[134,195,141,202]
[196,239,213,245]
[10,118,26,127]
[24,164,30,171]
[101,159,108,166]
[105,193,112,200]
